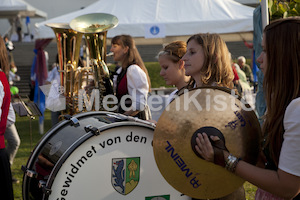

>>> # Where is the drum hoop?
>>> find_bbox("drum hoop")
[25,111,121,170]
[22,117,71,199]
[43,120,154,198]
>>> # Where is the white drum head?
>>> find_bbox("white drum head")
[48,124,190,199]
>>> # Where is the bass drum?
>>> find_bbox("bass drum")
[22,111,190,200]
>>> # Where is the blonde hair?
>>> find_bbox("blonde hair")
[158,41,186,63]
[187,33,234,89]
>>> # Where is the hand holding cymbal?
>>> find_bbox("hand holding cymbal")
[153,86,262,199]
[193,127,229,167]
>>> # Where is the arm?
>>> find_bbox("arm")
[196,133,300,199]
[124,65,149,116]
[123,110,140,117]
[236,159,300,199]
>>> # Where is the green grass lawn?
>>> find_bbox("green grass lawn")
[11,111,52,199]
[109,62,171,89]
[10,62,257,199]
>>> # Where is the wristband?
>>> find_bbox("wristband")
[225,154,241,173]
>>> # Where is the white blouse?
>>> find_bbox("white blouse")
[118,64,149,111]
[278,97,300,177]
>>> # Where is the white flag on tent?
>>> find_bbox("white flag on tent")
[144,24,166,38]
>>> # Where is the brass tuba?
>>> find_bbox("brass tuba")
[46,23,84,115]
[70,13,119,109]
[46,13,118,115]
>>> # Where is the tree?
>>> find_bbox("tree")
[269,0,300,20]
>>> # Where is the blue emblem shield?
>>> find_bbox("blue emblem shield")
[112,157,140,195]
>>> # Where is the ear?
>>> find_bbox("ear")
[123,46,129,54]
[178,59,185,69]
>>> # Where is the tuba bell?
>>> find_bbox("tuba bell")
[46,13,118,115]
[46,23,84,115]
[70,13,119,109]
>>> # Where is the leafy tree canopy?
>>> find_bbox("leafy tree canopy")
[269,0,300,20]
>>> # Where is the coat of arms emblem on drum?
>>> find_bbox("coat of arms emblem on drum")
[112,157,140,195]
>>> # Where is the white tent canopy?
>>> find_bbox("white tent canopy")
[0,0,47,18]
[35,0,254,39]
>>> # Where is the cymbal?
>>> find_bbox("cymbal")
[153,86,262,199]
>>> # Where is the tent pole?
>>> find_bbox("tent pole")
[261,0,269,30]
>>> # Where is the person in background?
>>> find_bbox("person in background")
[195,17,300,200]
[233,63,250,92]
[4,35,19,97]
[4,103,21,184]
[4,49,21,185]
[9,62,20,97]
[15,14,22,42]
[46,54,61,126]
[110,34,151,120]
[233,63,255,109]
[231,61,242,95]
[9,63,20,85]
[4,36,14,52]
[4,35,15,68]
[158,41,190,104]
[181,33,244,200]
[237,56,254,86]
[0,35,14,200]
